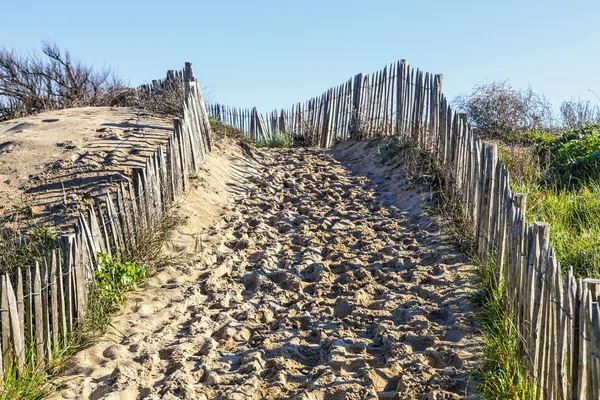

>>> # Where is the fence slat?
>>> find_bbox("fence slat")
[33,261,44,365]
[1,275,11,371]
[6,273,25,368]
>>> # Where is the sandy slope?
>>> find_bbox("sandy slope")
[0,107,172,232]
[51,140,481,400]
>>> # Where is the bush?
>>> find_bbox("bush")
[536,124,600,187]
[94,253,146,311]
[454,80,553,140]
[560,98,600,128]
[0,42,131,121]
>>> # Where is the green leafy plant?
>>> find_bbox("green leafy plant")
[94,253,146,309]
[547,124,600,186]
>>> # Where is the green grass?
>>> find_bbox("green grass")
[0,253,148,399]
[472,257,534,399]
[499,124,600,278]
[0,360,55,400]
[255,130,291,148]
[514,182,600,278]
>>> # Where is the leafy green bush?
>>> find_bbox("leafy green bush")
[546,124,600,186]
[94,253,146,309]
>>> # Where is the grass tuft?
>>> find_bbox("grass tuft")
[255,130,291,148]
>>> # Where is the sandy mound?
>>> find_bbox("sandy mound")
[51,140,481,400]
[0,107,173,233]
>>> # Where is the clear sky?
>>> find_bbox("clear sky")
[1,0,599,114]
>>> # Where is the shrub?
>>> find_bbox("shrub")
[93,253,146,311]
[0,42,128,120]
[544,124,600,186]
[560,98,600,128]
[454,80,553,140]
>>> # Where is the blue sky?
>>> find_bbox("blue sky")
[1,0,599,114]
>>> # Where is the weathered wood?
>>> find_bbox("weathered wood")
[1,275,11,371]
[50,251,59,353]
[555,259,568,399]
[62,236,74,333]
[33,261,44,365]
[577,278,587,399]
[16,267,24,353]
[41,258,52,361]
[73,235,86,321]
[25,265,33,346]
[591,302,600,400]
[57,247,67,348]
[6,274,25,369]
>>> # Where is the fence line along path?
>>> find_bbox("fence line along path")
[211,59,600,399]
[0,62,213,379]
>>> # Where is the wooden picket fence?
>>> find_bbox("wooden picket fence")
[211,59,600,399]
[208,61,429,146]
[0,62,213,379]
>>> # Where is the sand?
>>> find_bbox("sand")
[50,139,481,400]
[0,107,173,233]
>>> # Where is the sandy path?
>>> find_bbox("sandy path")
[53,141,481,400]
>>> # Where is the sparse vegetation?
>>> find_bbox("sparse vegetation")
[0,225,57,273]
[454,80,554,140]
[0,205,181,398]
[560,97,600,129]
[0,42,138,121]
[255,130,291,148]
[209,118,246,140]
[136,78,184,117]
[377,132,534,398]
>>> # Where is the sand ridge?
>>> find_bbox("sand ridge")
[52,140,481,400]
